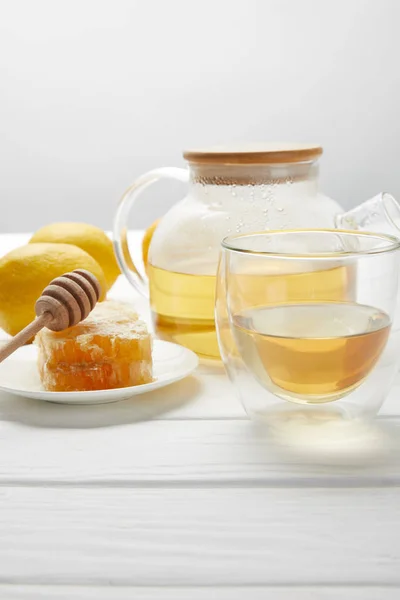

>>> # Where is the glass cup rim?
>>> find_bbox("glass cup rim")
[221,229,400,259]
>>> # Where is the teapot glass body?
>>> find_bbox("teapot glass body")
[114,145,377,359]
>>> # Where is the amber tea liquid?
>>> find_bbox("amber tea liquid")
[148,262,356,360]
[232,302,390,403]
[149,265,218,358]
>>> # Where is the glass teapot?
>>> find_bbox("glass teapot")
[113,144,400,360]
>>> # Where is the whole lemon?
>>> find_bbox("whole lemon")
[30,222,120,290]
[0,243,107,336]
[142,219,160,273]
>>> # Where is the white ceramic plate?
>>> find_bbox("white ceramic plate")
[0,340,199,405]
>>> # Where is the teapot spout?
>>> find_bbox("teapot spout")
[336,193,400,238]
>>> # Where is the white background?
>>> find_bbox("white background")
[0,0,399,232]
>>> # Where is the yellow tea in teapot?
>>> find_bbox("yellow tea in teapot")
[148,264,219,358]
[148,262,355,360]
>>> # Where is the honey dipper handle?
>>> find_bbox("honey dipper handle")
[0,312,52,364]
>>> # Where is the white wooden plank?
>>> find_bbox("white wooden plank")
[2,360,400,420]
[1,585,399,600]
[0,362,244,422]
[0,419,399,485]
[381,381,400,416]
[1,366,400,420]
[0,487,399,586]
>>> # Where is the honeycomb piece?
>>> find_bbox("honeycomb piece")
[35,300,153,391]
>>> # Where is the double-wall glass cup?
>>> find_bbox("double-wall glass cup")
[216,230,400,425]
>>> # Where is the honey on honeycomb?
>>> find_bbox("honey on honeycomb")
[35,301,153,391]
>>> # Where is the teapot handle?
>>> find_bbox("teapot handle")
[113,168,189,298]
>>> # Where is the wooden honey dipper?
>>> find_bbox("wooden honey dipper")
[0,269,101,364]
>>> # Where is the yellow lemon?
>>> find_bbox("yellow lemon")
[142,219,160,273]
[30,222,120,290]
[0,243,107,336]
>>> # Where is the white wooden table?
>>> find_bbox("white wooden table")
[1,233,400,599]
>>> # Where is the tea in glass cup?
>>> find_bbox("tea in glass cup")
[216,230,400,422]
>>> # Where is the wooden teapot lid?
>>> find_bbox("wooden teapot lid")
[183,143,323,165]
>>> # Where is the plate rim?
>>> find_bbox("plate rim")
[0,339,199,401]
